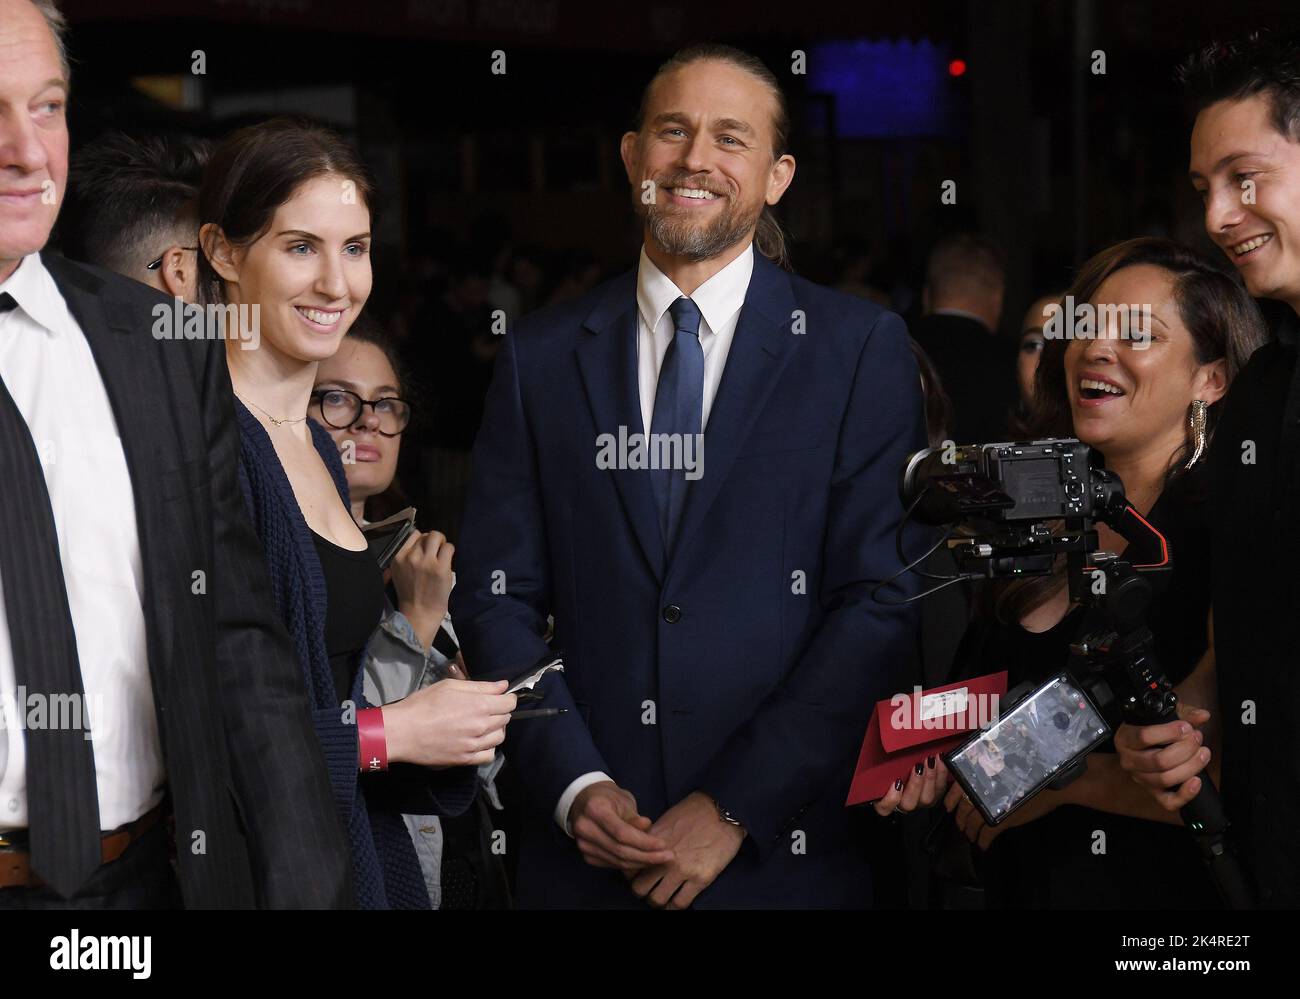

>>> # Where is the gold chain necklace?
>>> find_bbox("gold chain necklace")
[238,394,308,427]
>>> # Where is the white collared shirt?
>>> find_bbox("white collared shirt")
[0,253,164,833]
[635,241,754,435]
[554,242,755,834]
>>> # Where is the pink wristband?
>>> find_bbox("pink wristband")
[357,708,388,773]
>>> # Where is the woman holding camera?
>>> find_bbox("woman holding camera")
[881,237,1265,908]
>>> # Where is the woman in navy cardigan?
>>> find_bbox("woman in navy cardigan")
[195,118,516,908]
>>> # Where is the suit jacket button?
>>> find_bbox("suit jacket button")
[662,604,682,624]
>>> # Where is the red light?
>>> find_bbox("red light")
[949,58,967,77]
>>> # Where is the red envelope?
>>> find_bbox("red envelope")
[845,671,1008,805]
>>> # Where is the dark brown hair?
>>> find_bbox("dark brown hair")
[197,117,376,306]
[989,236,1266,624]
[331,313,415,524]
[62,131,210,274]
[1179,30,1300,142]
[633,43,792,269]
[1009,288,1067,438]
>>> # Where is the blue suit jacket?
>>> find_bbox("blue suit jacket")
[450,250,928,908]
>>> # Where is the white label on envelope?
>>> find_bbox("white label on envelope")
[919,687,968,722]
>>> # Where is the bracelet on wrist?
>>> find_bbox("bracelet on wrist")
[358,707,389,773]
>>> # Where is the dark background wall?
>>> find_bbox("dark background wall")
[48,0,1300,333]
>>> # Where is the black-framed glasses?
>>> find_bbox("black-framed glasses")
[146,246,199,271]
[310,389,413,437]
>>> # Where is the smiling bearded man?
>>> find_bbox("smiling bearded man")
[451,42,928,910]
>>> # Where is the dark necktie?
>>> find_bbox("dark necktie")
[0,290,103,897]
[649,297,705,552]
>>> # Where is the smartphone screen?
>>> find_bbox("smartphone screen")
[945,674,1110,824]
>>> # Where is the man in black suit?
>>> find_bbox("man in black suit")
[0,0,351,908]
[910,233,1017,444]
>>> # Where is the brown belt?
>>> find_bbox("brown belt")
[0,803,166,890]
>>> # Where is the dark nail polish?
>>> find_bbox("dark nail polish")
[927,755,936,769]
[915,762,924,776]
[894,778,904,792]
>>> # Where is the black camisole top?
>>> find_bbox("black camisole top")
[311,530,386,705]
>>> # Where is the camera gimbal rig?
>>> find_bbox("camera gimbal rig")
[889,439,1254,909]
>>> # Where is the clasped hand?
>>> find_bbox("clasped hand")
[569,782,745,909]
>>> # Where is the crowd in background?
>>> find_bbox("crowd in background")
[5,0,1298,912]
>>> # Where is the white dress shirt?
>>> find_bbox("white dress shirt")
[554,242,755,834]
[0,253,164,833]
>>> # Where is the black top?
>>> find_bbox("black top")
[311,530,386,705]
[950,467,1221,909]
[1208,310,1300,908]
[910,312,1019,445]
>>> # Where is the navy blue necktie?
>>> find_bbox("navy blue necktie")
[0,290,103,897]
[649,297,704,552]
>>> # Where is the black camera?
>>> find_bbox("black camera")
[900,438,1124,526]
[895,439,1131,583]
[888,437,1250,906]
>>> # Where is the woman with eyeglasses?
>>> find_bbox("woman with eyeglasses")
[196,117,515,908]
[311,316,512,908]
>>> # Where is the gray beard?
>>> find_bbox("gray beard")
[643,195,761,262]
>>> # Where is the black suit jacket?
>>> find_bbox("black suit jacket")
[40,253,353,908]
[910,312,1019,445]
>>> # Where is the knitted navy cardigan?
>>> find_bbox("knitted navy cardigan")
[233,399,475,908]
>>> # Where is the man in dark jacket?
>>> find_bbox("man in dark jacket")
[0,0,351,908]
[910,233,1017,445]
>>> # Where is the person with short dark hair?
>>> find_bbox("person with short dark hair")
[1115,30,1300,908]
[59,131,209,301]
[911,233,1017,444]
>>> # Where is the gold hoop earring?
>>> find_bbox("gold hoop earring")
[1185,399,1208,470]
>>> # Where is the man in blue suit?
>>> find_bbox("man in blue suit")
[450,43,927,909]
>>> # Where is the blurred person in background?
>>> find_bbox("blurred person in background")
[401,243,496,540]
[543,246,604,307]
[833,236,891,307]
[911,233,1016,444]
[509,243,549,314]
[1010,291,1063,436]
